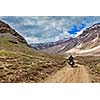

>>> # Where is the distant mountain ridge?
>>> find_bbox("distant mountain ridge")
[34,23,100,54]
[30,38,73,50]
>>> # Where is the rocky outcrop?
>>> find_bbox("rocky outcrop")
[0,20,28,45]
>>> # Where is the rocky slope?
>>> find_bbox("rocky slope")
[67,23,100,55]
[41,38,78,54]
[77,23,100,49]
[0,20,28,45]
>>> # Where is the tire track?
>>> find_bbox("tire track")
[44,64,91,83]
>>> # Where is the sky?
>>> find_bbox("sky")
[0,16,100,44]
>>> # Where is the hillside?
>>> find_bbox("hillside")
[42,38,78,54]
[0,20,66,82]
[66,23,100,55]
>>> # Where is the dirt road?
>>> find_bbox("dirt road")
[44,64,91,83]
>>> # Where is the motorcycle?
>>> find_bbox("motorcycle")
[68,60,75,67]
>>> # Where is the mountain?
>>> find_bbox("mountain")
[40,38,78,54]
[30,42,56,50]
[0,20,66,82]
[67,23,100,55]
[0,20,28,45]
[77,23,100,49]
[41,23,100,55]
[30,38,73,50]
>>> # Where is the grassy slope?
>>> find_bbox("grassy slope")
[76,56,100,82]
[0,36,66,82]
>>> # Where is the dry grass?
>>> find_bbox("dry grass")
[76,56,100,82]
[0,36,66,82]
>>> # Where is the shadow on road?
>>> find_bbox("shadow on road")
[69,64,79,68]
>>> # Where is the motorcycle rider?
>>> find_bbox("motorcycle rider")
[68,55,75,67]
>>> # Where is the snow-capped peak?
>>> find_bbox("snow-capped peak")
[76,29,85,37]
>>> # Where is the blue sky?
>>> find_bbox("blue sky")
[0,16,100,44]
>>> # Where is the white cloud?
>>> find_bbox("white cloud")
[64,31,68,35]
[55,36,60,41]
[1,16,100,43]
[25,37,39,44]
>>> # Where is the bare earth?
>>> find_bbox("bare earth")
[44,64,91,83]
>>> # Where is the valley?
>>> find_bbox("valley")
[0,20,100,83]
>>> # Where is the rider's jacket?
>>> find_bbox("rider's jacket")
[68,56,74,62]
